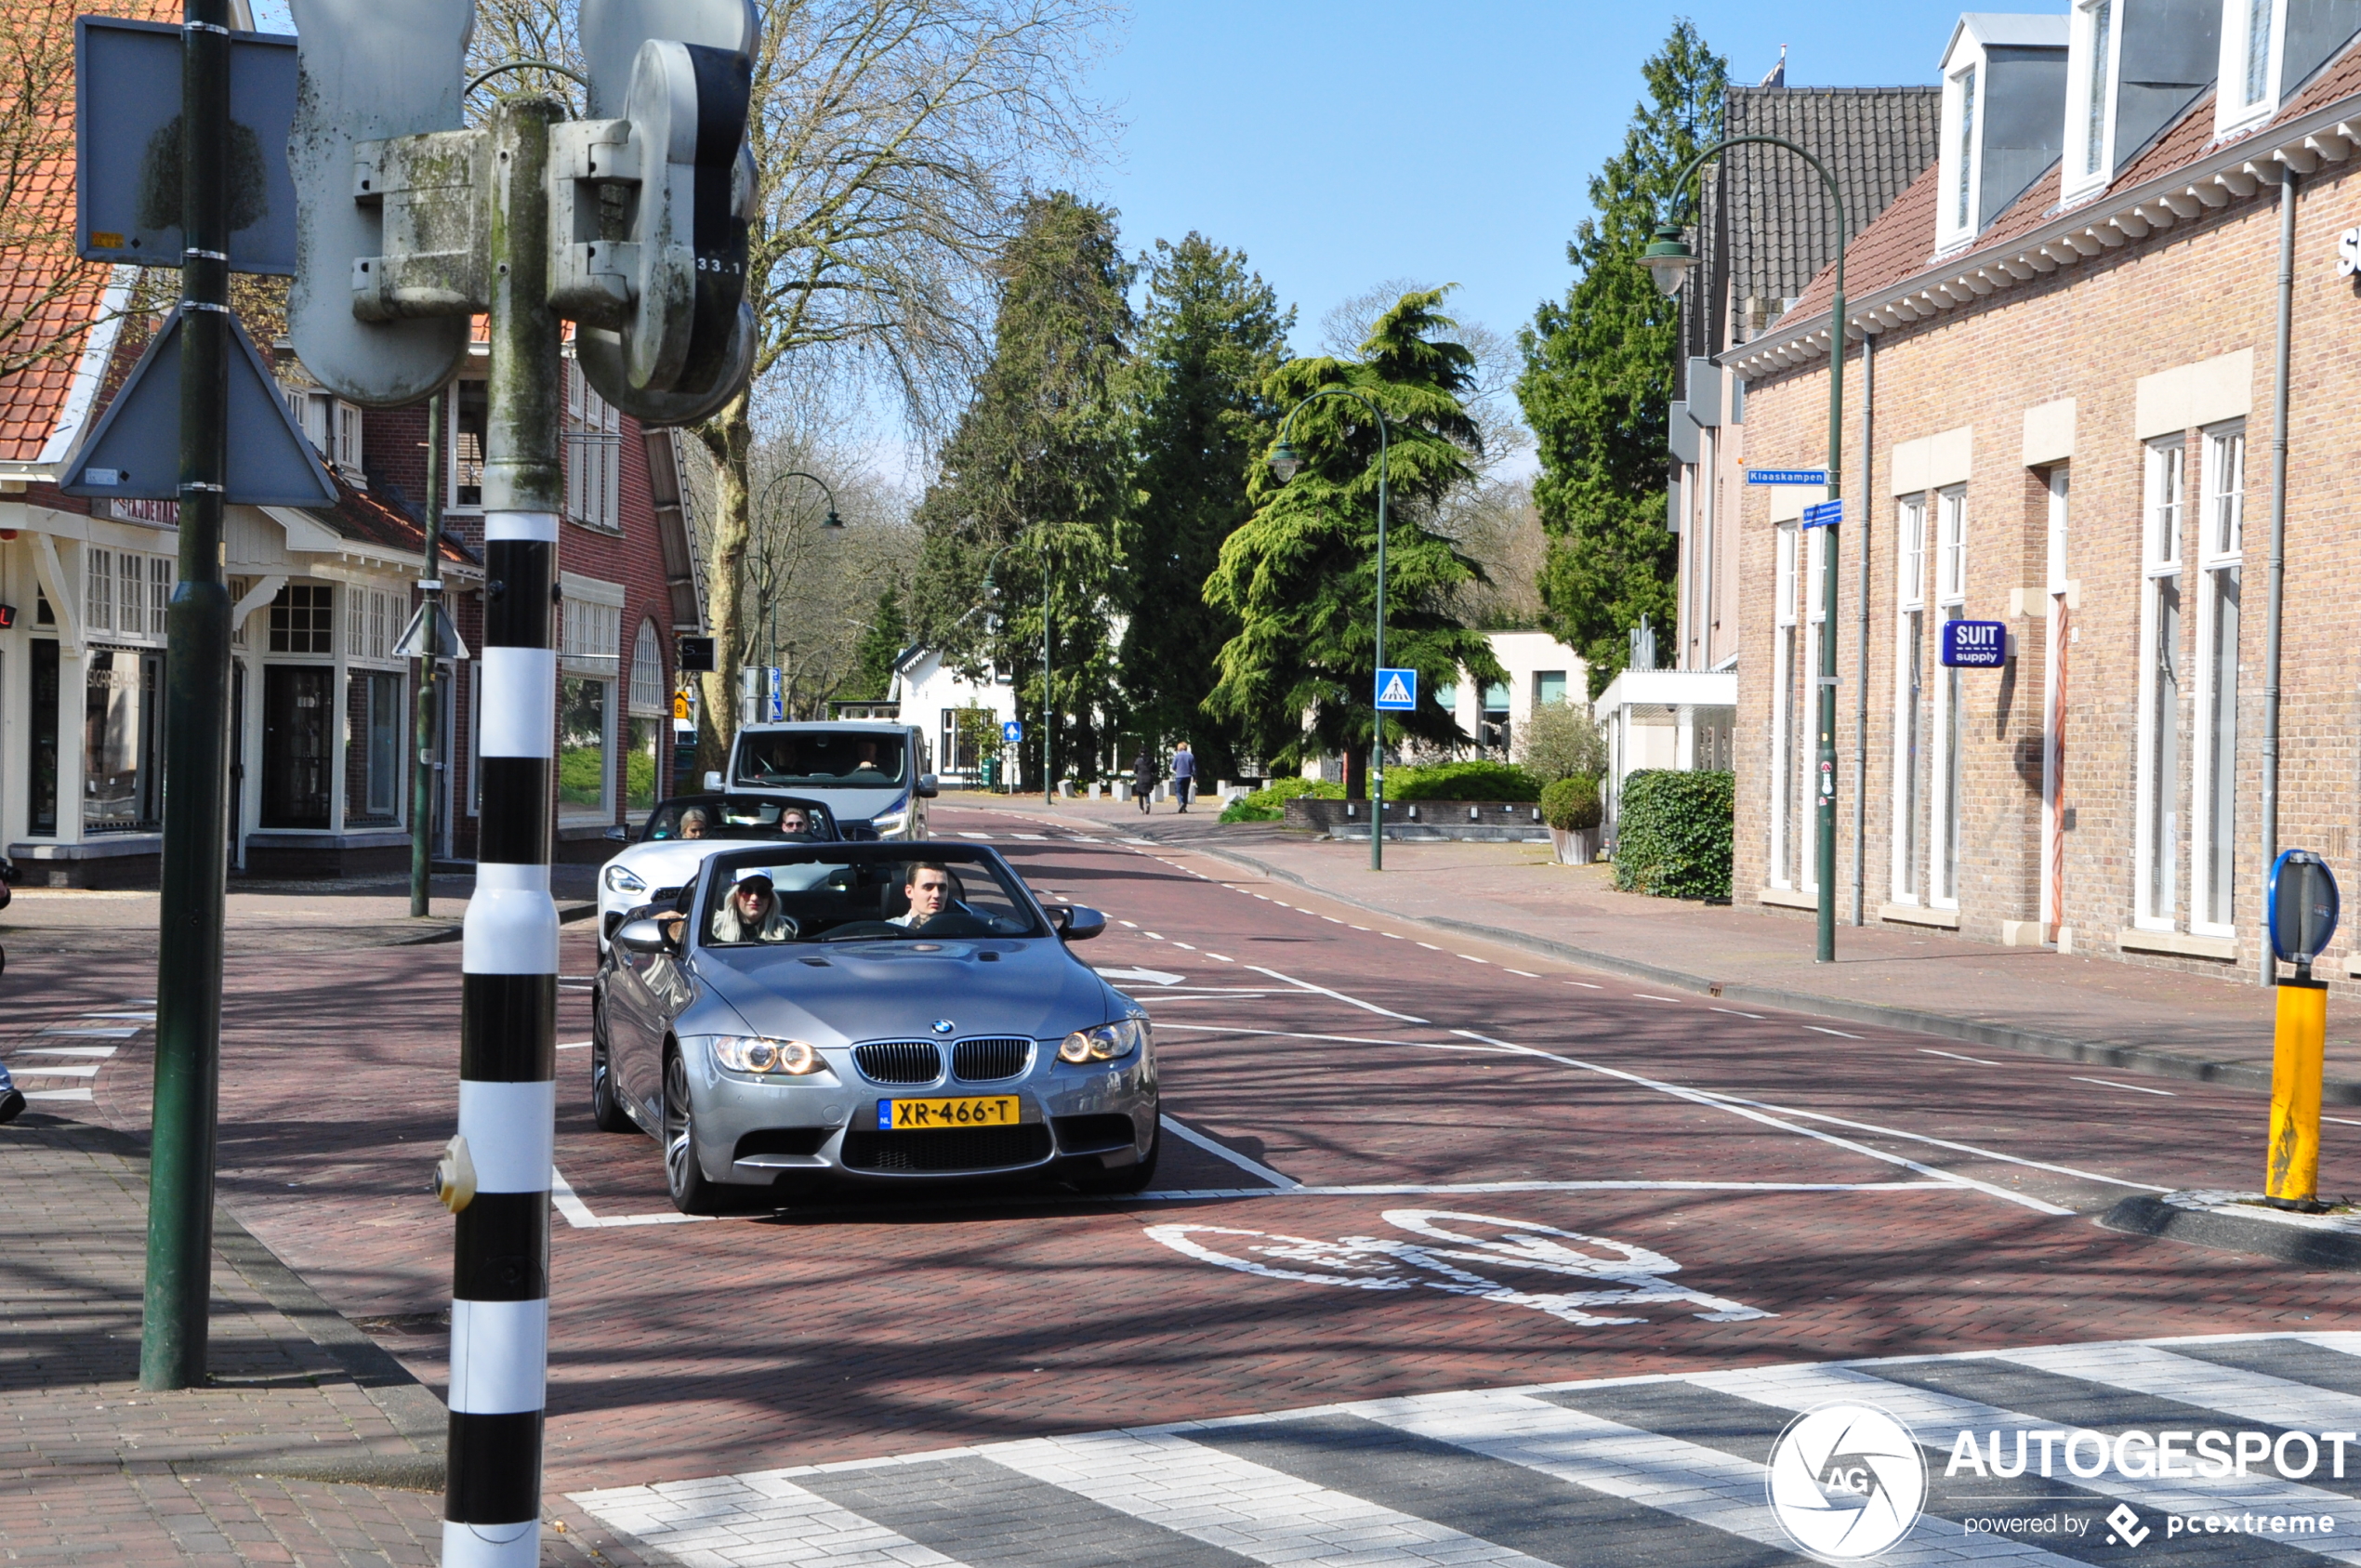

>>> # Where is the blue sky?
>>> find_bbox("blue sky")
[1082,1,1978,357]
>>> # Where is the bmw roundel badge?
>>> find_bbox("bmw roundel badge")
[931,1020,956,1035]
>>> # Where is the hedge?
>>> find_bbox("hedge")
[1613,770,1734,900]
[1388,759,1540,802]
[1220,775,1341,823]
[1539,773,1601,832]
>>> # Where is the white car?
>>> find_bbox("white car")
[596,794,839,954]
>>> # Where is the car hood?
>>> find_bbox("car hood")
[688,938,1115,1045]
[609,839,743,892]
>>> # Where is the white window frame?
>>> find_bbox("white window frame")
[1890,495,1929,903]
[1928,486,1968,907]
[1770,523,1799,889]
[2189,424,2246,938]
[628,617,666,717]
[2063,0,2120,202]
[2039,468,2071,930]
[2133,437,2187,930]
[345,586,407,668]
[564,359,624,532]
[2218,0,2288,136]
[80,546,173,647]
[1937,57,1985,252]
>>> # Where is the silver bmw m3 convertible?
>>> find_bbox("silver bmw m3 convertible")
[593,842,1158,1213]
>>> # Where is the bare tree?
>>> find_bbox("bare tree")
[1317,278,1533,479]
[469,0,1118,766]
[0,0,104,382]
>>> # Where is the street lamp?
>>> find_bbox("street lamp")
[752,469,844,708]
[1267,387,1392,872]
[1645,137,1849,962]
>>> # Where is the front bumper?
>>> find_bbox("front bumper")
[685,1040,1155,1186]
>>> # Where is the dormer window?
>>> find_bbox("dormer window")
[1935,15,2067,255]
[2219,0,2361,137]
[2069,0,2215,204]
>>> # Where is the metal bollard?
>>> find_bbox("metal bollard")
[2267,978,2328,1209]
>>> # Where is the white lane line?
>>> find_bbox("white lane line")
[1382,930,1404,939]
[956,831,992,839]
[2072,1074,2177,1097]
[549,1166,715,1229]
[24,1087,94,1101]
[1504,969,1538,978]
[556,1039,592,1051]
[79,1011,155,1021]
[1565,981,1602,989]
[37,1026,138,1039]
[1170,942,1196,950]
[1206,952,1235,963]
[1700,1360,2361,1528]
[1459,955,1488,965]
[2327,1115,2361,1127]
[1135,1179,1969,1202]
[1415,942,1441,951]
[1805,1025,1863,1039]
[1117,919,1138,928]
[1322,916,1345,924]
[1709,1007,1765,1020]
[17,1046,120,1057]
[1352,925,1373,931]
[1450,1030,2071,1215]
[1246,964,1428,1023]
[8,1063,100,1077]
[982,1429,1556,1568]
[1143,931,1165,941]
[1157,1114,1299,1191]
[1352,1390,2083,1568]
[569,1472,967,1568]
[1154,1023,1499,1050]
[1632,993,1681,1002]
[1920,1048,2005,1066]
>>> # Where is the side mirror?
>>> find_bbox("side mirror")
[603,824,628,842]
[703,771,723,791]
[915,773,939,799]
[614,917,669,954]
[1055,905,1106,942]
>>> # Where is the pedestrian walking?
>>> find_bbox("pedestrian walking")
[0,1060,21,1126]
[1131,746,1158,813]
[1170,741,1197,813]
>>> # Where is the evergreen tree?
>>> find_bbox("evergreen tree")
[1205,289,1505,797]
[1118,234,1292,776]
[909,193,1137,785]
[1517,21,1724,696]
[845,586,908,701]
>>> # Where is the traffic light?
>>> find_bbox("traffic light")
[284,0,477,406]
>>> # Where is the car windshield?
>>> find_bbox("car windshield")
[697,847,1044,946]
[642,796,831,842]
[734,730,908,788]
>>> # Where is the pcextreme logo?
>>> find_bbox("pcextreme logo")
[1765,1403,1929,1561]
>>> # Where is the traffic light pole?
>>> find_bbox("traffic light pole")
[141,0,234,1392]
[442,95,564,1567]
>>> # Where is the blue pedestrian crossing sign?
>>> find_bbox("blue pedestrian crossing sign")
[1003,719,1024,744]
[1375,668,1418,711]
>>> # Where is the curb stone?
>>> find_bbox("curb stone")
[1155,835,2356,1104]
[2099,1191,2361,1272]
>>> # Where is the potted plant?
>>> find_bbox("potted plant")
[1540,774,1602,865]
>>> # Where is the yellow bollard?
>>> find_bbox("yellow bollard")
[2266,979,2328,1207]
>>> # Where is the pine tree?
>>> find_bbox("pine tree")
[845,586,908,701]
[909,193,1137,786]
[1205,289,1505,797]
[1117,234,1292,776]
[1517,22,1725,696]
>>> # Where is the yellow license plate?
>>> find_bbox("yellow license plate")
[879,1095,1021,1131]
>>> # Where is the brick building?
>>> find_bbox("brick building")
[1723,0,2361,979]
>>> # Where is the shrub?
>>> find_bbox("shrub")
[1613,770,1734,900]
[1515,699,1607,783]
[1387,759,1540,802]
[1220,775,1341,823]
[1539,773,1601,832]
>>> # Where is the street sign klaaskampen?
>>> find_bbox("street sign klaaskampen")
[1801,500,1844,529]
[1939,619,2008,668]
[58,305,337,507]
[76,17,299,274]
[1375,668,1418,711]
[1747,468,1828,485]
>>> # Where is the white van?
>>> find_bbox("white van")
[711,720,937,840]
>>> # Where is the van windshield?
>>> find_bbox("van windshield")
[735,731,908,788]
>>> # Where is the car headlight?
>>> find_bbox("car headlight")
[603,863,648,895]
[870,807,910,836]
[1059,1015,1147,1063]
[708,1036,830,1076]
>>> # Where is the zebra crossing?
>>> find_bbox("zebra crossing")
[572,1333,2361,1567]
[1,995,151,1101]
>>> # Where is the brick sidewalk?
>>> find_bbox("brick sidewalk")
[943,793,2351,1100]
[0,1113,653,1565]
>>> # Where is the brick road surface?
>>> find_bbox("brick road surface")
[16,805,2361,1564]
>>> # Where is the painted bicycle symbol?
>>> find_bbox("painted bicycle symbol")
[1143,1209,1770,1326]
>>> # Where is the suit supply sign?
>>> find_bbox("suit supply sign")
[1941,620,2009,668]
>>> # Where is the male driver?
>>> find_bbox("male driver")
[890,862,957,928]
[1169,740,1197,812]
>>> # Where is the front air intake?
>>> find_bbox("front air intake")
[952,1037,1033,1082]
[852,1041,942,1084]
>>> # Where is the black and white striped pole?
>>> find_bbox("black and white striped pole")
[435,96,565,1566]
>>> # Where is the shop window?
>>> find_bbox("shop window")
[85,646,163,833]
[348,670,405,825]
[29,639,59,836]
[270,584,334,653]
[560,676,612,816]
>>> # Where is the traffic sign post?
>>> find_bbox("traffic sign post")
[1375,668,1417,711]
[1002,719,1024,744]
[2264,850,2339,1211]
